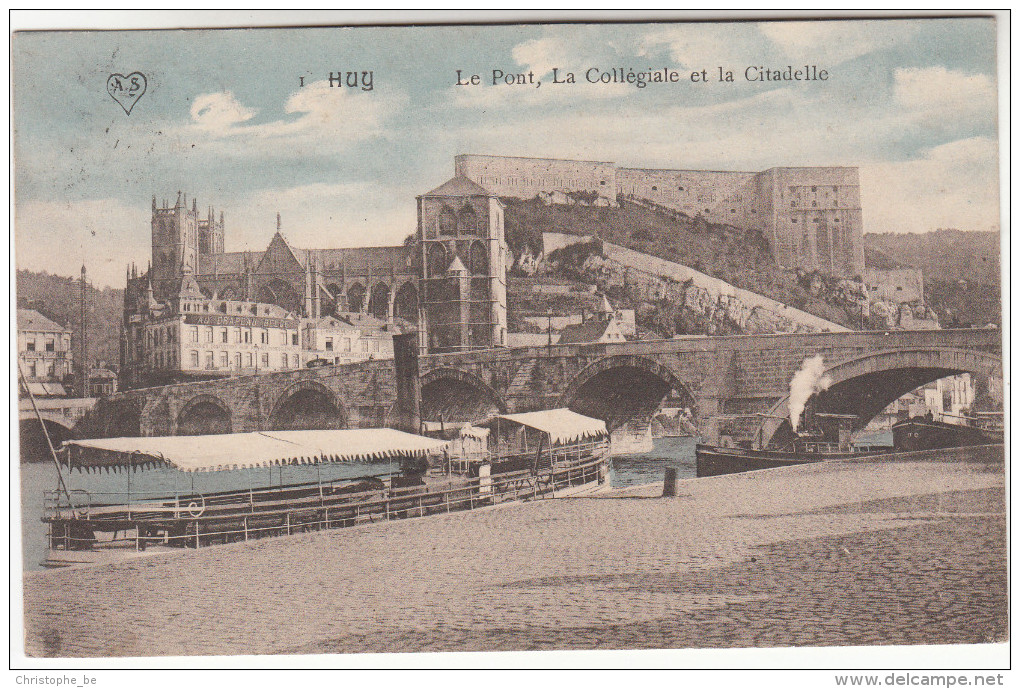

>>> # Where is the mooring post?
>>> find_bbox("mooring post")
[662,467,679,497]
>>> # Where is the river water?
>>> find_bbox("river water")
[17,435,756,571]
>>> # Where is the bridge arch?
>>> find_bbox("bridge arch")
[268,380,347,431]
[19,416,76,463]
[757,347,1003,448]
[420,367,507,424]
[176,394,233,436]
[560,355,695,431]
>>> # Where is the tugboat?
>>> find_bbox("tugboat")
[696,412,892,478]
[892,411,1004,452]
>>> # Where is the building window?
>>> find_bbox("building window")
[247,353,254,368]
[190,350,199,367]
[45,338,55,352]
[260,330,268,344]
[343,338,352,352]
[234,352,242,369]
[204,327,213,343]
[220,352,229,368]
[325,338,333,351]
[205,352,214,369]
[291,332,298,346]
[189,326,199,343]
[291,354,299,368]
[221,328,229,343]
[234,327,242,343]
[280,353,288,368]
[361,341,370,353]
[651,185,658,191]
[243,330,251,344]
[261,353,269,368]
[26,339,36,352]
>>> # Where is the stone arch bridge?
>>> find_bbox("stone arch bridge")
[78,329,1001,447]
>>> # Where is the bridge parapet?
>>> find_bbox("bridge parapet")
[80,328,1001,442]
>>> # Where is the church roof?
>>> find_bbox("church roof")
[197,251,254,276]
[420,175,492,198]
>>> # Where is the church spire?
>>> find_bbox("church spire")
[277,212,282,231]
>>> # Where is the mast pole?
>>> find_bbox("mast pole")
[79,265,90,398]
[17,359,71,499]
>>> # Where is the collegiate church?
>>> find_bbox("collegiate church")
[121,172,510,388]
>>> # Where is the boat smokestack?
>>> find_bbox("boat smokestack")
[789,355,832,432]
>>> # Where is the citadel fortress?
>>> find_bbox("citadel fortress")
[122,154,865,388]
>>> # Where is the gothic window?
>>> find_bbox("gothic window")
[470,241,489,275]
[427,243,447,278]
[439,206,457,236]
[458,205,479,235]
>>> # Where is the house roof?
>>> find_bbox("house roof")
[420,175,492,198]
[558,319,613,344]
[18,309,68,333]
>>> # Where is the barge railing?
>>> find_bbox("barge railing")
[43,452,609,552]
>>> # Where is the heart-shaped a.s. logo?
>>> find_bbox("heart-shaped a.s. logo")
[107,72,147,115]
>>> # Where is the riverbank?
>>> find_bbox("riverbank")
[22,446,1005,657]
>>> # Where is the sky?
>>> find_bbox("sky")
[12,17,1002,288]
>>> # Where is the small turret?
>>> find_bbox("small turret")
[175,191,182,209]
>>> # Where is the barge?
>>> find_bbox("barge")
[42,410,611,562]
[696,412,893,477]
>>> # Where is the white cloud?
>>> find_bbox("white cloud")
[179,80,407,158]
[511,36,572,78]
[893,66,998,119]
[638,24,758,71]
[190,91,256,132]
[15,198,151,288]
[759,20,918,66]
[861,137,1000,234]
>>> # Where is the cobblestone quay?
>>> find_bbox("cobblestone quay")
[23,446,1006,657]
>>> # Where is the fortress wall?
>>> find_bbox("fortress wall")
[764,167,864,277]
[455,154,616,199]
[615,168,755,221]
[458,154,865,278]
